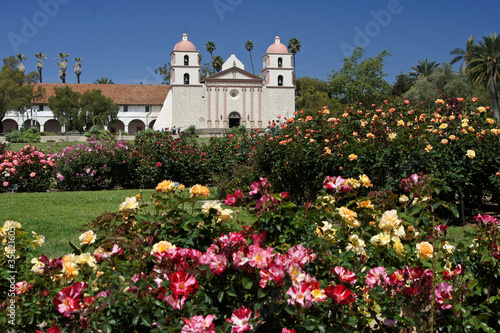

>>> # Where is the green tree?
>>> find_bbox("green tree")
[245,40,255,74]
[295,76,342,112]
[404,64,473,107]
[328,47,391,105]
[93,77,114,84]
[35,53,47,83]
[154,63,171,84]
[73,57,83,84]
[205,41,216,71]
[212,55,224,73]
[55,52,70,83]
[391,72,414,97]
[200,62,215,80]
[79,89,119,130]
[48,86,81,131]
[465,33,500,120]
[0,56,40,133]
[410,58,440,80]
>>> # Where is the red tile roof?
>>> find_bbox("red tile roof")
[32,83,170,105]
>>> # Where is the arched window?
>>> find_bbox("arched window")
[278,57,283,68]
[184,73,190,85]
[277,75,283,86]
[184,55,189,66]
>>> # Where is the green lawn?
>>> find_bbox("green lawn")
[0,189,155,258]
[0,187,246,258]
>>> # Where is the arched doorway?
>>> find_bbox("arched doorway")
[109,120,125,134]
[128,120,145,135]
[43,119,61,133]
[228,112,241,128]
[2,119,18,133]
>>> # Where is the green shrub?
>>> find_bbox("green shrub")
[5,127,41,143]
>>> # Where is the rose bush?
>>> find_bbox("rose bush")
[1,176,499,332]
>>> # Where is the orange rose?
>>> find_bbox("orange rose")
[416,241,434,259]
[190,184,210,199]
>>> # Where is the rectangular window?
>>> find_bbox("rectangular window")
[123,105,128,112]
[145,105,150,112]
[39,105,44,111]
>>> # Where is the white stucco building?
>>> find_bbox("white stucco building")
[1,34,295,134]
[153,34,295,131]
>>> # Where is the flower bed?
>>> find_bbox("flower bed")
[1,176,499,332]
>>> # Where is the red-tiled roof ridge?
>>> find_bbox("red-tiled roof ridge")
[32,83,170,105]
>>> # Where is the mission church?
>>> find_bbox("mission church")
[2,34,295,134]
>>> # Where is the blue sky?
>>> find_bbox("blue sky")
[1,0,499,85]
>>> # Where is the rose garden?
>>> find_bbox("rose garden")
[1,97,500,332]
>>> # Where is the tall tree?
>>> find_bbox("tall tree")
[93,77,114,84]
[35,53,47,83]
[449,47,467,75]
[55,52,69,83]
[205,41,216,71]
[245,41,255,74]
[154,63,171,84]
[391,73,414,97]
[294,76,342,113]
[287,37,302,74]
[48,86,81,131]
[16,54,28,72]
[0,56,40,133]
[73,57,83,84]
[211,55,224,73]
[410,59,440,80]
[79,89,119,130]
[328,47,391,106]
[466,33,500,120]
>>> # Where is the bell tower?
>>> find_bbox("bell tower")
[170,33,200,85]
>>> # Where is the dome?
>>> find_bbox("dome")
[173,33,197,52]
[266,36,289,54]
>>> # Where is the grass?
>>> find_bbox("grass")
[0,189,155,258]
[0,187,250,258]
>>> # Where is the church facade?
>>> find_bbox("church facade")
[153,33,295,131]
[1,34,295,134]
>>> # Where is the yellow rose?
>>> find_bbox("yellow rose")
[359,174,372,187]
[357,200,374,209]
[477,106,486,113]
[439,123,448,129]
[202,201,222,215]
[393,237,405,256]
[338,207,360,228]
[349,153,358,161]
[425,144,433,152]
[486,118,495,125]
[379,210,401,230]
[217,208,233,223]
[156,180,175,192]
[119,196,139,212]
[436,99,444,104]
[466,150,475,159]
[79,230,96,245]
[441,139,448,144]
[388,133,397,140]
[190,184,210,199]
[416,241,434,259]
[370,232,391,246]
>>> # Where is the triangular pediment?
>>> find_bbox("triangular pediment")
[204,66,262,83]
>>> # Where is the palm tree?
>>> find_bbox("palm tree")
[245,41,255,74]
[410,59,440,80]
[287,37,302,70]
[450,48,467,75]
[73,57,83,84]
[35,53,47,83]
[16,54,28,72]
[55,52,70,83]
[466,33,500,120]
[211,55,224,73]
[205,41,216,71]
[93,77,114,84]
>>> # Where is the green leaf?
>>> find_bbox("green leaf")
[242,277,253,290]
[218,291,224,303]
[480,252,491,263]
